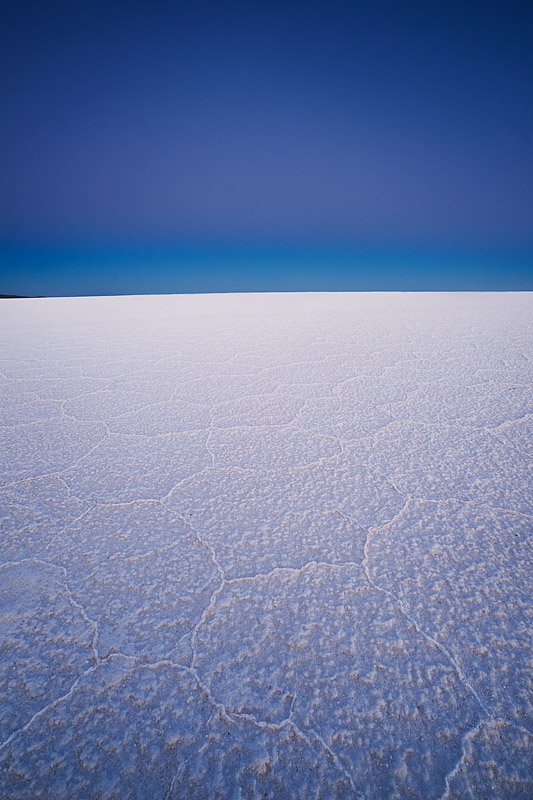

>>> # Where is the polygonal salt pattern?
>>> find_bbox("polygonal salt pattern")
[295,396,394,440]
[169,710,356,799]
[0,659,214,800]
[0,475,88,562]
[15,375,110,401]
[0,391,63,427]
[106,399,211,436]
[1,292,532,798]
[60,430,210,503]
[63,389,163,422]
[365,499,533,730]
[0,560,96,744]
[42,503,221,659]
[171,371,280,405]
[443,721,533,799]
[497,414,533,459]
[166,462,402,579]
[0,417,106,486]
[207,425,341,470]
[352,420,533,516]
[192,563,481,798]
[211,393,304,429]
[389,382,532,429]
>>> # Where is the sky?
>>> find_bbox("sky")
[0,0,532,294]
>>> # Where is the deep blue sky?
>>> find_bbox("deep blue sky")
[1,0,532,294]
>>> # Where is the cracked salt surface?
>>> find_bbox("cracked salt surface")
[0,292,532,799]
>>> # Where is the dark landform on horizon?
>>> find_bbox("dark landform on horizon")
[0,294,47,299]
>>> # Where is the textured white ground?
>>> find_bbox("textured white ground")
[0,291,532,799]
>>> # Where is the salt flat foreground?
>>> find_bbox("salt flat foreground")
[0,292,531,799]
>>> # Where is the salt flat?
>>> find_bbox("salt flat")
[0,291,531,799]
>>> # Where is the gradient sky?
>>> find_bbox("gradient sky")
[1,0,532,294]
